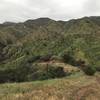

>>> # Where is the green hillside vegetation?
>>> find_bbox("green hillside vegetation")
[0,16,100,83]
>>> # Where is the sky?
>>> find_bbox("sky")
[0,0,100,23]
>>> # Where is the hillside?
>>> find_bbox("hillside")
[0,72,100,100]
[0,16,100,82]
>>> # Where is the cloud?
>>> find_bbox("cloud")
[0,0,100,23]
[83,0,100,15]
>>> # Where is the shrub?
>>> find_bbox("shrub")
[83,65,96,75]
[62,53,75,65]
[47,66,66,78]
[30,65,66,80]
[54,67,66,77]
[95,66,100,72]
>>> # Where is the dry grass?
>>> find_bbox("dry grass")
[0,72,100,100]
[33,61,80,73]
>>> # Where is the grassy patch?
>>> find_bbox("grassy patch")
[0,72,100,100]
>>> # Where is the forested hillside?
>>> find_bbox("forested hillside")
[0,16,100,83]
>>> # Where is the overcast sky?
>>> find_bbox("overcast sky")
[0,0,100,23]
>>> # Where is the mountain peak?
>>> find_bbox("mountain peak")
[24,17,54,27]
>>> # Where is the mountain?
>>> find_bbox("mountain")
[0,16,100,82]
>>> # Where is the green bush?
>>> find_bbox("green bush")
[62,53,75,65]
[30,65,66,80]
[47,66,66,78]
[95,66,100,72]
[83,65,96,75]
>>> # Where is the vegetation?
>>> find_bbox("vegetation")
[0,72,100,100]
[0,16,100,83]
[83,65,96,75]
